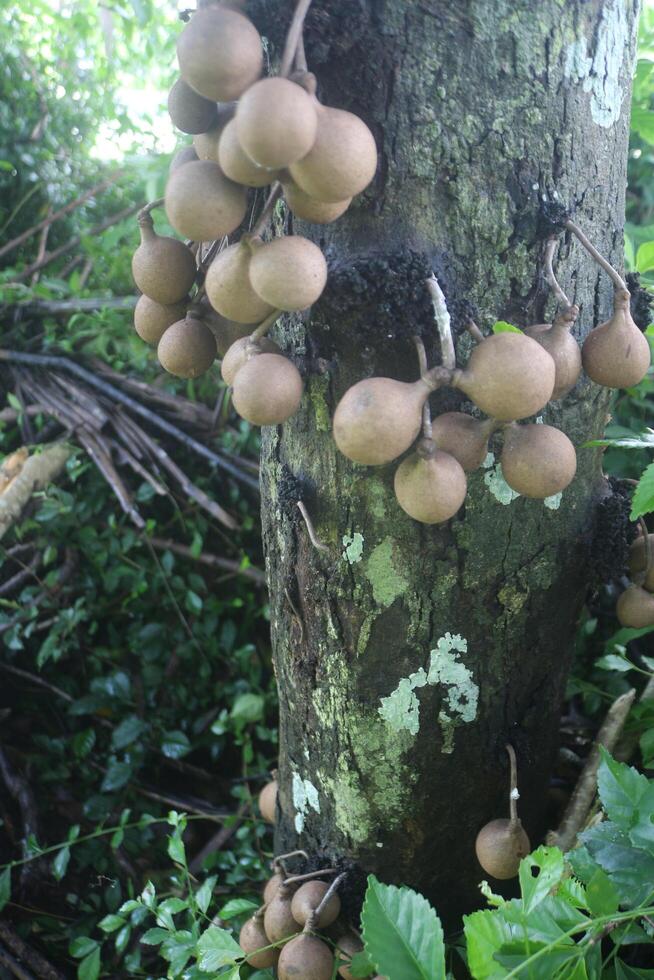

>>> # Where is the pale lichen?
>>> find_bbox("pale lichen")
[342,532,364,564]
[365,537,409,607]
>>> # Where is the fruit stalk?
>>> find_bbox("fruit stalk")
[465,319,485,344]
[413,336,433,439]
[506,742,519,824]
[543,237,572,309]
[297,500,330,553]
[565,219,627,293]
[425,273,456,371]
[250,308,282,341]
[137,198,165,223]
[305,872,346,932]
[280,0,314,78]
[283,868,337,887]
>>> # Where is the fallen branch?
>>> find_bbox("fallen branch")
[6,296,137,316]
[0,443,71,540]
[547,688,636,851]
[0,922,66,980]
[148,535,266,586]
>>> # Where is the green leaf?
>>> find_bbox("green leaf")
[616,961,654,979]
[0,867,11,913]
[140,927,169,945]
[595,653,633,672]
[361,875,445,980]
[196,925,243,972]
[218,898,259,921]
[464,906,514,979]
[492,321,523,334]
[641,727,654,766]
[585,868,620,917]
[347,950,377,978]
[632,106,654,143]
[111,715,148,750]
[98,914,125,933]
[597,748,649,828]
[630,462,654,520]
[101,760,133,792]
[161,730,191,759]
[518,846,566,913]
[52,845,70,882]
[230,693,264,726]
[167,830,186,866]
[115,924,131,955]
[69,937,98,959]
[195,876,218,915]
[77,947,101,980]
[637,241,654,274]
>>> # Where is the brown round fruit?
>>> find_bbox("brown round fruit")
[582,288,650,389]
[616,584,654,628]
[290,103,377,202]
[525,306,581,400]
[248,236,327,311]
[134,295,188,346]
[218,118,280,187]
[232,353,303,425]
[282,177,351,224]
[192,107,233,162]
[394,443,467,524]
[475,818,530,880]
[239,914,278,969]
[290,880,341,928]
[236,77,318,169]
[333,377,432,465]
[165,159,247,243]
[221,336,281,386]
[263,890,299,944]
[278,934,334,980]
[452,333,556,421]
[258,779,277,824]
[176,5,262,102]
[170,145,199,173]
[500,423,576,499]
[167,77,218,135]
[205,242,275,324]
[157,313,217,379]
[263,871,284,905]
[628,534,654,592]
[431,413,496,472]
[131,219,196,305]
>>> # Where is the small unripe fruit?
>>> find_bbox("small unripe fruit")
[258,779,277,824]
[278,934,334,980]
[157,313,217,379]
[582,288,650,389]
[167,77,218,135]
[236,77,318,169]
[205,242,274,324]
[165,160,247,243]
[263,871,284,905]
[239,914,278,969]
[134,295,188,346]
[431,413,495,472]
[616,584,654,628]
[263,890,299,944]
[290,103,377,202]
[132,219,196,305]
[170,145,199,173]
[394,442,467,524]
[525,306,582,400]
[232,353,303,425]
[333,377,432,466]
[249,236,328,312]
[500,423,576,499]
[221,336,281,386]
[291,880,341,928]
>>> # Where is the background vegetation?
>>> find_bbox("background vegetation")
[0,2,654,978]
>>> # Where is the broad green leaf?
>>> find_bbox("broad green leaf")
[69,937,98,959]
[195,876,218,915]
[52,845,70,882]
[616,961,654,979]
[464,907,514,980]
[161,730,191,759]
[196,925,242,972]
[230,693,264,725]
[218,898,259,921]
[111,715,148,750]
[101,760,133,793]
[628,782,654,853]
[140,927,169,945]
[98,913,125,933]
[630,462,654,520]
[0,867,11,913]
[361,875,445,980]
[595,654,633,672]
[597,748,649,828]
[78,947,101,980]
[585,868,620,917]
[580,822,654,907]
[637,241,654,274]
[518,846,566,913]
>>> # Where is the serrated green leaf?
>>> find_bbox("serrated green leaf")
[597,748,649,828]
[140,926,169,945]
[196,925,242,972]
[631,462,654,520]
[518,846,566,913]
[99,913,125,933]
[361,875,445,980]
[586,867,620,917]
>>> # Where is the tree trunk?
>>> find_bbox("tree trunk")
[255,0,640,924]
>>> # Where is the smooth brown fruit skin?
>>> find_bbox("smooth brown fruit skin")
[249,236,327,312]
[132,223,196,306]
[394,446,467,524]
[629,534,654,592]
[236,77,318,169]
[582,288,650,389]
[165,160,247,243]
[263,871,284,905]
[525,308,582,400]
[239,915,279,969]
[290,103,377,203]
[258,780,277,824]
[263,891,299,944]
[218,119,280,187]
[232,353,304,426]
[616,584,654,628]
[278,934,334,980]
[170,145,199,173]
[500,423,577,499]
[176,6,262,102]
[452,333,556,421]
[205,242,274,324]
[221,336,281,386]
[283,178,351,224]
[193,110,232,163]
[431,412,493,472]
[333,377,431,465]
[290,880,341,928]
[167,78,218,135]
[475,818,530,880]
[157,316,217,379]
[134,295,188,346]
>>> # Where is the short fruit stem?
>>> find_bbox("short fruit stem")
[413,336,433,439]
[280,0,314,77]
[506,743,519,824]
[543,237,572,309]
[137,199,165,223]
[565,219,628,293]
[250,309,282,341]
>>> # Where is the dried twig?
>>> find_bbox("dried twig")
[148,535,266,585]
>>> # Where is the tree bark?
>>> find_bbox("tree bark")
[255,0,640,924]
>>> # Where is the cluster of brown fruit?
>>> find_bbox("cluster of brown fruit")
[131,0,377,425]
[617,532,654,628]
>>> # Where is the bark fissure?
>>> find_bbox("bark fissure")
[253,0,640,922]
